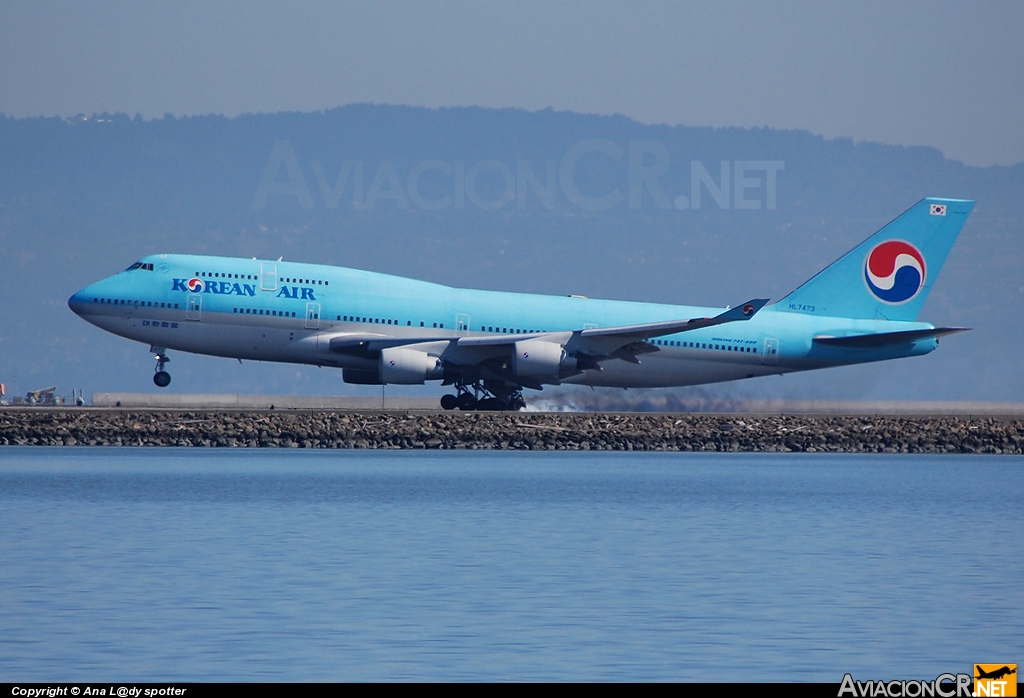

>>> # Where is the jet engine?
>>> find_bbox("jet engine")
[511,339,567,381]
[379,347,443,385]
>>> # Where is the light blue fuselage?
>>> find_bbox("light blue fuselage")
[69,253,939,389]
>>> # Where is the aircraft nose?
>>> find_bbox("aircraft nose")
[68,284,100,317]
[68,290,87,316]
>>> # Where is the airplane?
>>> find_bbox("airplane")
[975,666,1016,681]
[69,197,973,411]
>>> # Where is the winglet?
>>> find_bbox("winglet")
[710,298,769,323]
[672,298,769,333]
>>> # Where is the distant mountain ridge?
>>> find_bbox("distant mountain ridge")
[1,105,1021,401]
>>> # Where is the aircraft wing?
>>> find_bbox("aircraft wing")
[453,298,769,348]
[565,298,770,364]
[325,299,769,370]
[327,333,452,354]
[576,299,767,339]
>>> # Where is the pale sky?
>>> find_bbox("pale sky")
[2,0,1022,166]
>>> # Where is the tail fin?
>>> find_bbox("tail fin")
[776,197,974,321]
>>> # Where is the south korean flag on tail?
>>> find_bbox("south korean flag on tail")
[930,203,947,216]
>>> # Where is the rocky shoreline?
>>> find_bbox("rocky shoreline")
[2,409,1023,453]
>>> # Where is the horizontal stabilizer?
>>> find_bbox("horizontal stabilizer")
[813,327,969,348]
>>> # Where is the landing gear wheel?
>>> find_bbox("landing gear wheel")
[476,397,507,411]
[152,350,171,388]
[451,380,524,411]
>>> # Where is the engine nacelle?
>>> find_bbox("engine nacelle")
[512,339,565,381]
[379,347,443,385]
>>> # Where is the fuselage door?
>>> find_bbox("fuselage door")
[186,295,202,321]
[456,313,471,332]
[260,263,278,291]
[761,337,780,365]
[305,302,321,329]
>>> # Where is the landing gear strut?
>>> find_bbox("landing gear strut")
[439,382,526,411]
[152,349,171,388]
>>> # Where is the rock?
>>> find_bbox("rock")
[2,409,1022,454]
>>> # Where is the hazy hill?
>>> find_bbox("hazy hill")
[1,105,1021,403]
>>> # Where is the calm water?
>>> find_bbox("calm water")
[0,448,1020,681]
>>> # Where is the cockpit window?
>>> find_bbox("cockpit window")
[126,262,154,271]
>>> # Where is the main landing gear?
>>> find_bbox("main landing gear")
[152,348,171,387]
[440,383,526,412]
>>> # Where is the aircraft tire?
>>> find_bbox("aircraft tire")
[153,371,172,388]
[476,397,507,411]
[508,396,526,411]
[456,392,478,411]
[440,394,458,410]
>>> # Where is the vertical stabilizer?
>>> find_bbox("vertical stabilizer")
[776,198,974,321]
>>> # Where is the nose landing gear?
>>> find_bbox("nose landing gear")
[152,347,171,387]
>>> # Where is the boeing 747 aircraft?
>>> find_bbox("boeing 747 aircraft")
[69,198,972,410]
